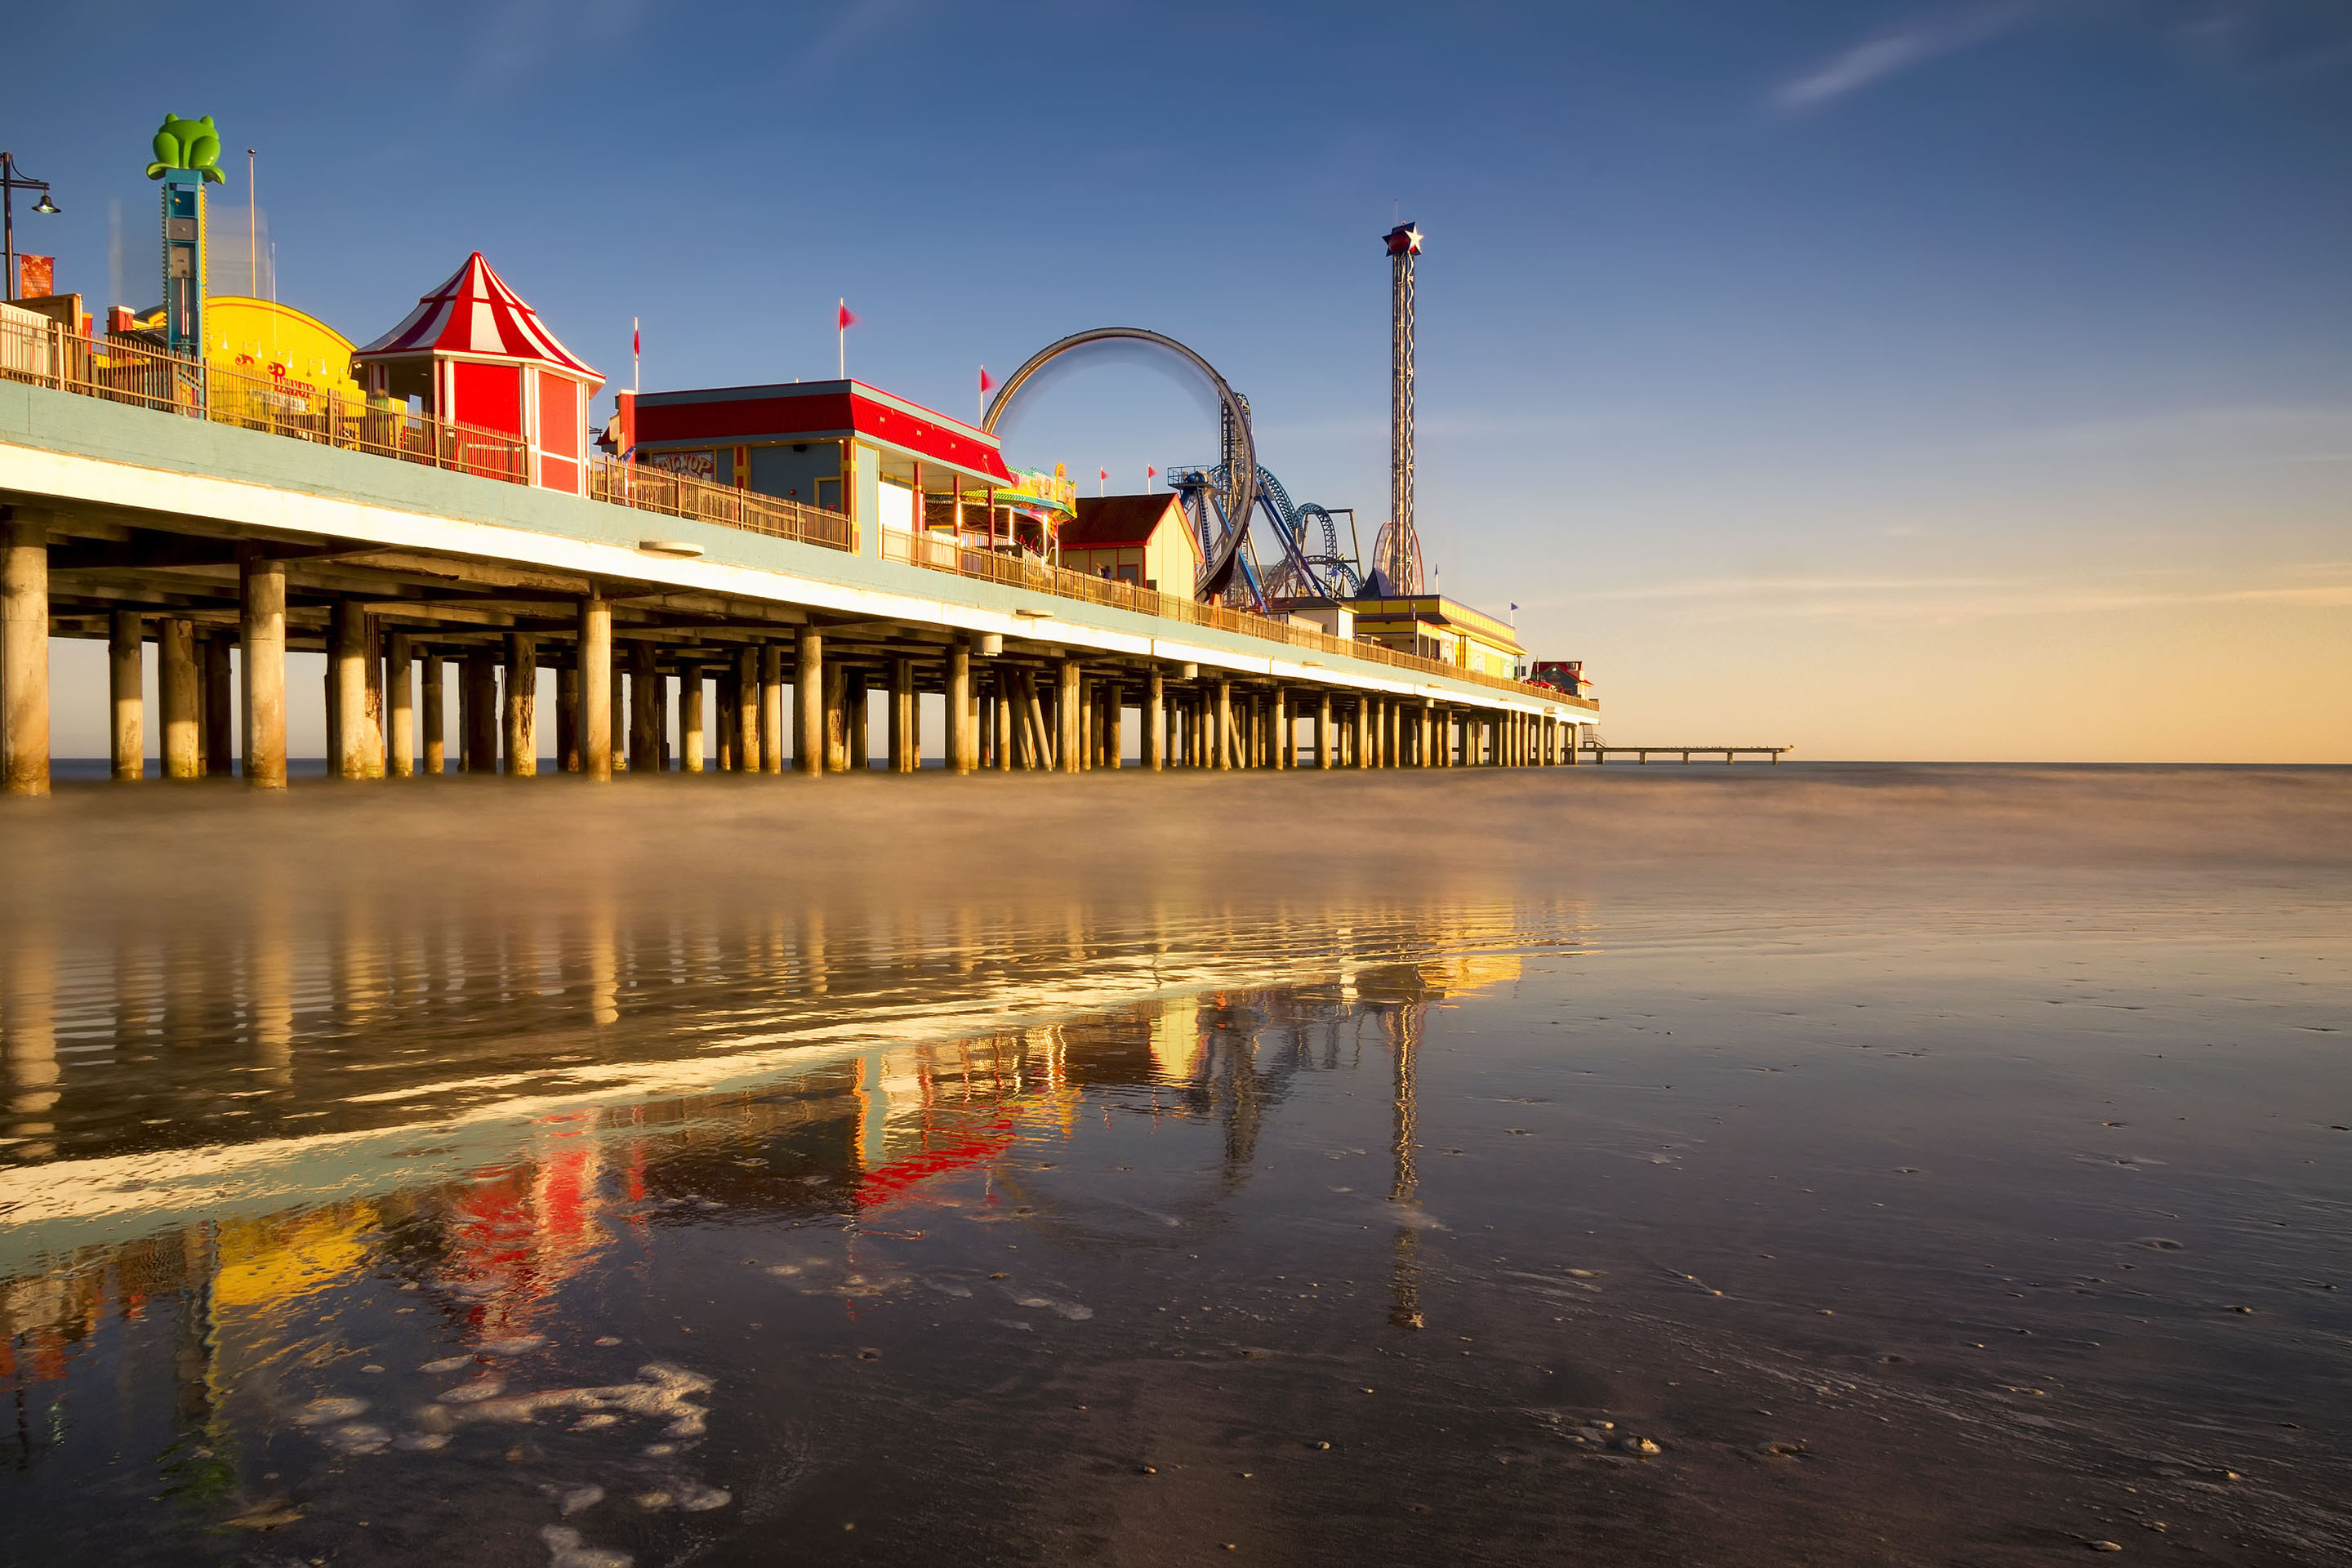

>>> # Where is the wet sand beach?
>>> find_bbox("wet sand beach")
[1,766,2346,1566]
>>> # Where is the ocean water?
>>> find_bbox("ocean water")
[0,766,2345,1566]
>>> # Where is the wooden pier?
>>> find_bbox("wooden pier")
[1581,745,1792,764]
[0,349,1599,792]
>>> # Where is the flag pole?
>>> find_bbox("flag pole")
[632,316,639,394]
[838,298,846,380]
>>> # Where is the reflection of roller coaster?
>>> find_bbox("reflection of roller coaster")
[983,327,1362,613]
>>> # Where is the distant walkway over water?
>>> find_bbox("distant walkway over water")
[0,340,1594,793]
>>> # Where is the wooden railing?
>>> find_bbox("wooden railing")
[882,529,1596,709]
[0,310,852,553]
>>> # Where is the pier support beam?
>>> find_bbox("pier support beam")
[505,632,537,777]
[331,601,373,781]
[995,678,1012,771]
[609,666,627,772]
[889,657,914,773]
[203,636,233,776]
[823,660,849,773]
[423,650,448,777]
[947,646,972,775]
[794,631,822,775]
[629,641,660,773]
[421,648,447,775]
[153,616,194,780]
[1146,668,1165,771]
[579,595,612,782]
[1,517,49,797]
[387,633,415,778]
[1058,659,1082,774]
[109,611,144,782]
[714,663,735,773]
[736,647,759,773]
[852,670,871,770]
[679,663,704,773]
[465,648,499,774]
[557,657,579,773]
[239,556,286,789]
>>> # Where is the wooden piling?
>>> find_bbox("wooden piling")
[331,602,372,781]
[363,615,385,777]
[791,633,818,775]
[466,648,500,773]
[557,657,580,773]
[578,595,612,782]
[506,632,538,776]
[889,657,912,773]
[609,666,627,772]
[623,641,655,773]
[387,632,415,777]
[679,662,704,773]
[239,556,287,790]
[422,652,448,777]
[823,659,849,773]
[847,668,868,771]
[949,646,973,775]
[202,635,233,776]
[1,516,48,797]
[109,611,145,782]
[1058,659,1082,774]
[714,664,735,773]
[736,646,760,773]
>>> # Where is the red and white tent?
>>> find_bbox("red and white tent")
[355,252,604,494]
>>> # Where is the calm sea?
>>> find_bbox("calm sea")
[2,766,2345,1566]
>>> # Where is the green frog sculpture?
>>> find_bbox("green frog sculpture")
[145,114,226,183]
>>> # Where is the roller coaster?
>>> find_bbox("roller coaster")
[981,327,1363,612]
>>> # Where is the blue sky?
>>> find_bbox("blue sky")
[16,1,2351,758]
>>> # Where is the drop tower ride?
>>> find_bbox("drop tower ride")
[1376,221,1426,595]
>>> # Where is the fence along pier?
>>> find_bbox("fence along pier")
[0,319,1597,792]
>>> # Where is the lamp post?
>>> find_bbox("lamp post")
[0,152,62,302]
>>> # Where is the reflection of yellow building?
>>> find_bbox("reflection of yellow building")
[212,1203,377,1310]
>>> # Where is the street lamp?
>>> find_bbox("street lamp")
[0,151,62,301]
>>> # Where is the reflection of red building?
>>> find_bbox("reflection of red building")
[435,1116,620,1340]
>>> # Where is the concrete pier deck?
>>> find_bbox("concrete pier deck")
[0,376,1597,790]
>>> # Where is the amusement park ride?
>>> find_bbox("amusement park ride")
[982,223,1430,615]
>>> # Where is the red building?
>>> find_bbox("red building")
[354,253,603,495]
[612,378,1018,550]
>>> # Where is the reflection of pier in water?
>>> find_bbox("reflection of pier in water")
[0,919,1534,1481]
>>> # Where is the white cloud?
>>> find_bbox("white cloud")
[1774,2,2047,109]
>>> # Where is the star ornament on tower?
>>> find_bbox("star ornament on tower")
[1383,222,1423,256]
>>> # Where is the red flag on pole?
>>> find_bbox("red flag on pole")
[837,301,859,331]
[978,367,994,394]
[1145,466,1157,491]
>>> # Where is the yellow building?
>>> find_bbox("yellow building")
[1061,494,1202,594]
[1350,595,1524,678]
[203,295,365,408]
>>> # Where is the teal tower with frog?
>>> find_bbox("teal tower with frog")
[147,114,224,360]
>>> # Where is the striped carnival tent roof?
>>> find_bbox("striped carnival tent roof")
[354,252,600,381]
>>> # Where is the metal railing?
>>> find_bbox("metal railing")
[0,310,852,553]
[586,462,853,552]
[882,529,1596,708]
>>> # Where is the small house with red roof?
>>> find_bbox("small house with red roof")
[354,252,604,495]
[1060,493,1200,594]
